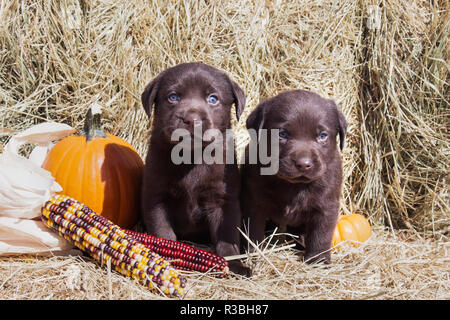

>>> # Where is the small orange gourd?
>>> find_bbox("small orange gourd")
[332,213,372,250]
[42,105,144,229]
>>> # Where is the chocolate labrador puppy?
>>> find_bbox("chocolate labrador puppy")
[241,89,347,264]
[141,62,251,276]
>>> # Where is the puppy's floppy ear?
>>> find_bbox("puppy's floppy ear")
[328,100,347,151]
[229,80,246,121]
[246,101,267,137]
[141,74,162,118]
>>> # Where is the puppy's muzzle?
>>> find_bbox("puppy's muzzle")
[182,113,202,128]
[293,157,314,172]
[175,109,215,143]
[277,149,324,183]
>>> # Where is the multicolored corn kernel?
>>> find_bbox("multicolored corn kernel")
[123,229,229,276]
[41,194,187,297]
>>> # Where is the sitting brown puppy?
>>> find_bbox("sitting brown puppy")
[241,89,347,264]
[141,62,251,276]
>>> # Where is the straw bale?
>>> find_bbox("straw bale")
[0,0,448,300]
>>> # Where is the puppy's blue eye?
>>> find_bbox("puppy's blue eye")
[207,95,219,105]
[168,93,180,102]
[279,130,288,139]
[318,132,328,141]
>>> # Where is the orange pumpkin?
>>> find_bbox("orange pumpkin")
[332,213,371,250]
[42,106,144,229]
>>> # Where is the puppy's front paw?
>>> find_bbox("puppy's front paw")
[227,260,252,277]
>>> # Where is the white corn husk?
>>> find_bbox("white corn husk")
[0,122,77,256]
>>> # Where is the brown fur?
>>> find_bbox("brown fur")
[141,62,250,276]
[241,89,347,264]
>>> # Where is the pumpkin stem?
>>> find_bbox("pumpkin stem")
[83,103,107,141]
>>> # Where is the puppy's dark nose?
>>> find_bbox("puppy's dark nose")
[183,113,202,127]
[294,157,313,171]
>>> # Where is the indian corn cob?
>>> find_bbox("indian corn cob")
[41,194,187,297]
[123,229,229,276]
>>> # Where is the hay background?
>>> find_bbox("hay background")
[0,0,448,300]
